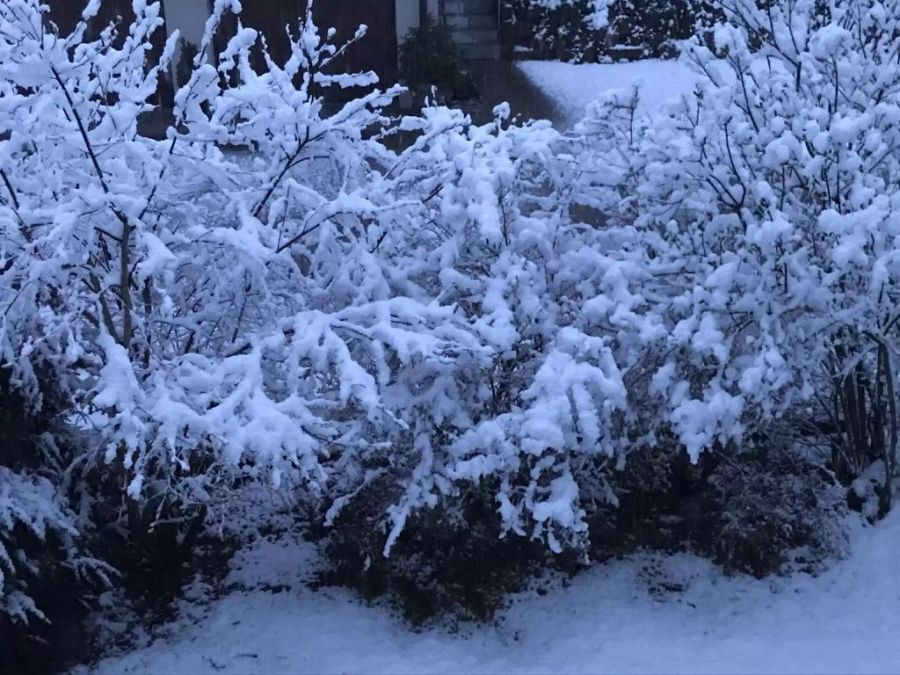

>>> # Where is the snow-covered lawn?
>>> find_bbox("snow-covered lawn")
[517,59,698,126]
[88,511,900,675]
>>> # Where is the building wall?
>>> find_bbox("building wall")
[394,0,419,43]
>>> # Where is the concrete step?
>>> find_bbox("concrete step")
[459,42,501,59]
[449,27,498,45]
[444,14,496,29]
[443,0,495,16]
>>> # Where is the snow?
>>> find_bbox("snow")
[516,59,698,126]
[89,511,900,674]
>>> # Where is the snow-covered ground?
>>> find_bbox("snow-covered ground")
[517,59,698,126]
[88,510,900,674]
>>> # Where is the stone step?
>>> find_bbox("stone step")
[458,42,501,59]
[444,14,496,29]
[443,0,495,16]
[449,27,498,45]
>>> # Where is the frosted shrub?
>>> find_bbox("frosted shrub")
[2,0,891,636]
[0,414,111,668]
[708,447,845,576]
[0,469,78,625]
[1,0,421,509]
[607,0,707,57]
[511,0,708,61]
[1,0,613,587]
[0,0,421,628]
[512,0,612,61]
[578,0,900,515]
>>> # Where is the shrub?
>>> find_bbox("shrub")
[509,0,708,61]
[708,448,845,576]
[586,437,844,578]
[323,430,842,622]
[0,381,109,672]
[608,0,707,57]
[510,0,611,62]
[571,0,900,524]
[1,0,891,640]
[398,15,478,103]
[319,473,576,624]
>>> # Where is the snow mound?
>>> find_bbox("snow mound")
[517,59,698,127]
[89,512,900,674]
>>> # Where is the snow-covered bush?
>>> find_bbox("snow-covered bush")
[583,436,845,577]
[0,0,424,627]
[510,0,611,62]
[574,0,900,515]
[1,0,409,516]
[0,321,112,665]
[364,104,669,555]
[607,0,708,57]
[2,0,608,587]
[0,468,78,625]
[5,0,893,640]
[708,446,846,576]
[0,381,110,669]
[510,0,708,61]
